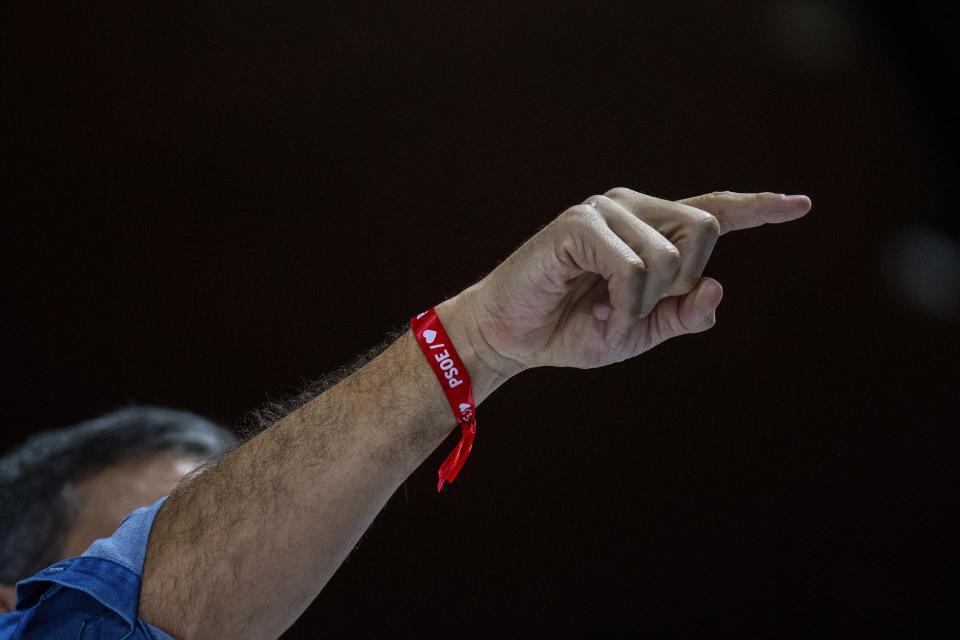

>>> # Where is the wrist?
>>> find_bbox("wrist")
[434,285,523,404]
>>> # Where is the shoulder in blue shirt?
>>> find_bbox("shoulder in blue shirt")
[0,497,176,640]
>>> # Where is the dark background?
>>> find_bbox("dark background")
[3,0,958,635]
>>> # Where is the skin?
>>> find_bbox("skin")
[135,188,810,639]
[0,453,203,615]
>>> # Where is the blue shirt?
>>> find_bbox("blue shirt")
[0,497,176,639]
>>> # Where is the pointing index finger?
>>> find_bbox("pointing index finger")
[677,192,811,235]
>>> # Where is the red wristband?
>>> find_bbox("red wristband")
[410,308,477,491]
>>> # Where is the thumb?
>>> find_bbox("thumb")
[644,277,723,348]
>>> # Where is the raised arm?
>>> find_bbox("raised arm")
[138,188,810,640]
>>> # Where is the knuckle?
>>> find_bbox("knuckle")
[647,245,681,272]
[626,258,647,281]
[699,213,721,237]
[603,186,637,201]
[562,203,600,223]
[581,194,617,213]
[662,246,682,268]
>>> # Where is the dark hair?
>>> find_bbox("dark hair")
[0,406,237,584]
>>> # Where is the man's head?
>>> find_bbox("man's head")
[0,406,236,613]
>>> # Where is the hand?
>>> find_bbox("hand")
[452,188,811,379]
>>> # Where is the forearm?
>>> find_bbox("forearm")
[139,295,508,640]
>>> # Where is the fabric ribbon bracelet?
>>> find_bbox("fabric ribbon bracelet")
[410,307,477,491]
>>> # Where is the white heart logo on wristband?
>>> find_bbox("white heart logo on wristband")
[410,307,477,491]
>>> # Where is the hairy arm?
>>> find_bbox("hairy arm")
[139,295,506,640]
[138,188,810,640]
